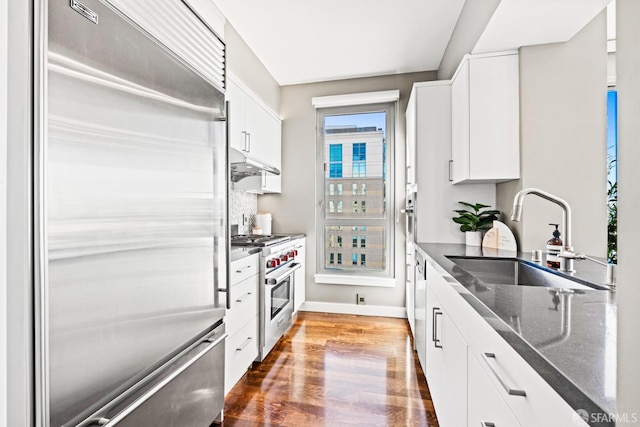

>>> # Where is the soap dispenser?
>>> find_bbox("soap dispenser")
[546,224,563,268]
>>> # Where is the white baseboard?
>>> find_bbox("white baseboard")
[300,301,407,318]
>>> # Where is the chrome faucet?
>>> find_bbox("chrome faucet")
[510,188,575,272]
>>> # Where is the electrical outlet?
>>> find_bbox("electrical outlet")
[357,294,366,305]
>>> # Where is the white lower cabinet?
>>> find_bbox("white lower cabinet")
[293,238,306,313]
[225,317,258,395]
[421,255,589,427]
[225,254,259,395]
[426,283,468,427]
[468,350,521,427]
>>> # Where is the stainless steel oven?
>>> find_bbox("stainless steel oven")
[404,190,417,243]
[262,261,300,358]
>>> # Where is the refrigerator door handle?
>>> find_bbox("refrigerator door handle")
[104,329,228,426]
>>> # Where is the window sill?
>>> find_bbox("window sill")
[314,274,396,288]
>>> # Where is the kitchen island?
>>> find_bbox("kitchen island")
[416,243,616,427]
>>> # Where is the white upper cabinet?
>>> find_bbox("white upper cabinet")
[227,76,282,193]
[451,51,520,184]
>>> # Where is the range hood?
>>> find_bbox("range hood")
[229,147,280,182]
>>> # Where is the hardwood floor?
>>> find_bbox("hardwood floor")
[222,312,439,426]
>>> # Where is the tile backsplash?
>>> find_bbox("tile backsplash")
[230,190,257,235]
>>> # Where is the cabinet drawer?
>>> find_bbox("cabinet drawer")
[226,275,258,336]
[225,316,258,395]
[230,254,258,285]
[468,349,521,427]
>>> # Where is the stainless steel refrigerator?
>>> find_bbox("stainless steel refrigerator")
[38,1,228,425]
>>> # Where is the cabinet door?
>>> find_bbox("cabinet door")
[226,79,247,153]
[468,350,521,427]
[451,59,470,184]
[261,113,282,193]
[293,239,306,312]
[415,257,427,372]
[406,242,415,337]
[468,54,519,181]
[426,284,468,427]
[405,93,417,185]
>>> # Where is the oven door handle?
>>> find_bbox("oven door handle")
[266,262,301,285]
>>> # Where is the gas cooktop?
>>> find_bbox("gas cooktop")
[230,234,291,247]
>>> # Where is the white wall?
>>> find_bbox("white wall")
[225,22,280,114]
[616,0,640,420]
[496,12,608,256]
[258,71,436,309]
[0,0,9,423]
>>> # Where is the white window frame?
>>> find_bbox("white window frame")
[313,98,397,287]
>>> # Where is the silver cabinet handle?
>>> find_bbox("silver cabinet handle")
[246,132,251,152]
[482,353,527,397]
[481,423,496,427]
[236,337,252,352]
[449,160,453,182]
[235,264,253,273]
[433,308,443,349]
[262,170,266,188]
[277,317,284,327]
[235,292,252,303]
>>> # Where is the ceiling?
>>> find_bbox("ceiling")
[213,0,466,86]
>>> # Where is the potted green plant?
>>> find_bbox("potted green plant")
[452,201,500,246]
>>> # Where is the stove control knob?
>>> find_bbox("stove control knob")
[267,260,275,268]
[288,251,296,258]
[294,250,299,256]
[275,258,281,266]
[280,255,288,262]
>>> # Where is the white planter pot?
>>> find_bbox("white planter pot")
[465,231,483,247]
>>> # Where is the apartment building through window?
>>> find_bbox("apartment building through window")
[316,102,395,278]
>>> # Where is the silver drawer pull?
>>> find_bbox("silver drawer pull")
[481,422,496,427]
[235,292,252,303]
[482,353,527,397]
[235,264,253,273]
[236,337,252,352]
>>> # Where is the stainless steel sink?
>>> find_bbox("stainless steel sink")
[446,257,607,290]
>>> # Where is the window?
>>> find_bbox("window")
[316,101,395,278]
[329,253,334,265]
[328,144,343,178]
[353,143,366,177]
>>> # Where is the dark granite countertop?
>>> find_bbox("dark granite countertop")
[416,243,616,426]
